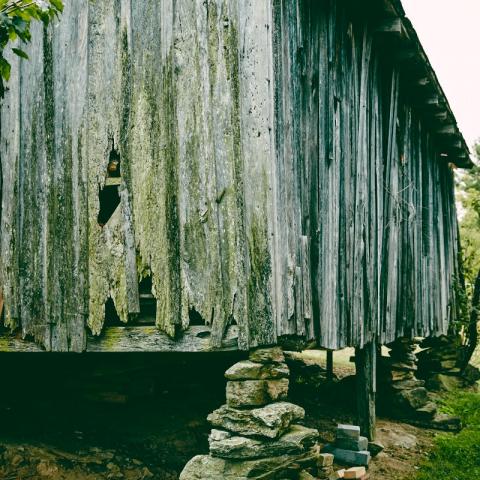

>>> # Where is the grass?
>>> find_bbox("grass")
[415,391,480,480]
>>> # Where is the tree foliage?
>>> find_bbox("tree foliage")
[0,0,63,97]
[456,143,480,363]
[458,143,480,290]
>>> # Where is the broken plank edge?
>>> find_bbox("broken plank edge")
[0,325,240,353]
[86,325,240,353]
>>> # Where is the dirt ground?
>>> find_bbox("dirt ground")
[0,351,454,480]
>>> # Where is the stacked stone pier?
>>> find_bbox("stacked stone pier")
[180,347,320,480]
[378,337,461,430]
[417,335,464,391]
[378,338,437,419]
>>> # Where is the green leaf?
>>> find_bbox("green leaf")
[49,0,63,13]
[0,56,11,81]
[0,0,63,99]
[12,47,28,59]
[11,16,28,35]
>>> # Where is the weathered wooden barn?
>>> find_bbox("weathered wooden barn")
[0,0,471,360]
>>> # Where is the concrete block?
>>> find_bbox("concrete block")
[335,436,368,452]
[344,466,366,479]
[329,469,345,479]
[323,445,370,466]
[336,424,360,440]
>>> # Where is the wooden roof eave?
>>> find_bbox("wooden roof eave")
[374,0,473,169]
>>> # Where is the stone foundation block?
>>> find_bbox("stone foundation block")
[179,449,317,480]
[389,362,417,372]
[389,370,415,382]
[226,379,289,407]
[395,386,429,410]
[208,424,318,460]
[225,360,289,381]
[390,379,425,390]
[208,402,305,439]
[249,346,285,364]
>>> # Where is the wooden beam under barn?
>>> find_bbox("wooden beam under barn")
[355,341,377,441]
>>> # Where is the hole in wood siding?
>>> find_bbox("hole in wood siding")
[138,275,156,325]
[104,297,122,326]
[107,147,121,177]
[97,143,122,227]
[97,185,120,226]
[188,307,206,326]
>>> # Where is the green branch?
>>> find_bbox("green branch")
[0,0,63,97]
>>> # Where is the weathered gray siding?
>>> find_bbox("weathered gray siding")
[1,2,89,351]
[274,0,460,349]
[0,0,462,352]
[1,0,285,351]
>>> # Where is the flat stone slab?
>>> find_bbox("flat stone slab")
[179,449,317,480]
[336,424,360,440]
[208,402,305,439]
[249,346,285,364]
[298,470,316,480]
[367,441,384,456]
[335,436,368,452]
[390,361,418,372]
[209,424,318,460]
[225,360,289,381]
[395,386,430,410]
[390,378,425,390]
[322,445,370,466]
[389,370,415,382]
[226,379,289,408]
[430,413,462,431]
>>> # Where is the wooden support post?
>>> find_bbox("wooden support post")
[355,340,377,441]
[326,350,334,382]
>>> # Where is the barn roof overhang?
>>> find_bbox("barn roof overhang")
[368,0,473,168]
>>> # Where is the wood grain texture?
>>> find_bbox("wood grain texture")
[274,0,461,349]
[0,325,238,353]
[355,341,377,441]
[0,0,464,352]
[86,325,239,353]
